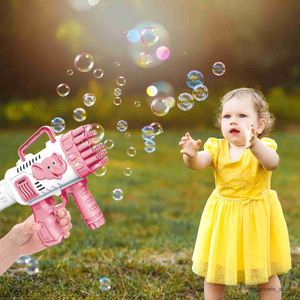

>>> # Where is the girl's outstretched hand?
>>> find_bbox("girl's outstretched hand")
[243,124,258,149]
[179,132,202,158]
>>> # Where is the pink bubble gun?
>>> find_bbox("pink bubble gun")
[0,124,108,247]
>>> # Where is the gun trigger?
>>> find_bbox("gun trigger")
[58,190,68,208]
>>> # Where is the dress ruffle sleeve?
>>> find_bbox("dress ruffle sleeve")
[261,137,278,151]
[203,137,218,168]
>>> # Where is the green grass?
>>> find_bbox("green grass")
[0,129,299,299]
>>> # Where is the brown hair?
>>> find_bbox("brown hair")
[215,87,275,138]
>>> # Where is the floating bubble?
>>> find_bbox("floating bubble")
[86,123,105,142]
[127,146,137,157]
[151,99,169,116]
[95,166,107,177]
[144,145,156,153]
[123,167,133,176]
[114,88,122,97]
[83,93,96,107]
[177,93,194,111]
[104,139,114,149]
[136,52,153,67]
[99,276,112,291]
[74,53,94,72]
[114,61,120,67]
[212,62,226,76]
[73,108,87,122]
[163,96,175,108]
[141,26,159,46]
[56,83,70,97]
[116,120,128,132]
[112,189,123,201]
[156,46,170,61]
[16,256,33,265]
[134,100,141,107]
[126,29,140,43]
[146,85,158,97]
[51,117,65,133]
[192,84,209,101]
[142,125,155,135]
[67,69,73,76]
[142,133,155,142]
[150,122,164,135]
[113,97,122,106]
[116,76,126,87]
[186,70,204,89]
[88,0,100,7]
[125,131,131,137]
[25,258,39,276]
[94,68,104,79]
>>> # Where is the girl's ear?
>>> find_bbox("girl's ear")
[257,118,266,134]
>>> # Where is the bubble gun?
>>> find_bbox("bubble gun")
[0,124,108,247]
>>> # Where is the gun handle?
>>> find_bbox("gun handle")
[65,179,105,229]
[31,197,64,247]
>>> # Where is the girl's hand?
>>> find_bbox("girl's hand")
[179,132,202,158]
[8,207,72,257]
[243,124,258,149]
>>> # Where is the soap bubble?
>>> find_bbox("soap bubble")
[186,70,204,89]
[150,99,169,116]
[163,96,175,108]
[123,167,133,176]
[82,93,96,107]
[150,122,164,135]
[104,139,114,149]
[56,83,70,97]
[156,46,170,61]
[142,125,155,136]
[112,189,123,201]
[146,85,158,97]
[116,76,126,86]
[144,142,156,153]
[114,61,120,67]
[134,100,141,108]
[16,255,33,265]
[142,133,155,141]
[67,69,73,76]
[99,276,112,291]
[192,84,209,101]
[25,258,39,276]
[127,146,136,157]
[141,26,159,46]
[113,97,122,106]
[73,108,87,122]
[116,120,128,132]
[86,123,105,142]
[125,131,131,137]
[137,52,153,67]
[114,88,122,97]
[95,166,107,177]
[126,29,140,43]
[74,53,94,72]
[93,68,104,79]
[212,62,226,76]
[177,93,194,111]
[51,117,65,133]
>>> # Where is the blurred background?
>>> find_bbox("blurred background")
[0,0,300,130]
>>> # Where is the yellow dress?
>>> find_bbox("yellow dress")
[192,137,292,286]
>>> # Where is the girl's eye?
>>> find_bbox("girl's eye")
[222,115,230,118]
[240,114,247,118]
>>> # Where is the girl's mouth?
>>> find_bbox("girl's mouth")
[229,129,240,134]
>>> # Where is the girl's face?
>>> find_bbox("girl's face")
[220,96,265,146]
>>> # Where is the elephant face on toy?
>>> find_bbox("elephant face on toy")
[32,153,67,180]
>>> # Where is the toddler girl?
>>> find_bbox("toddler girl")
[179,88,291,300]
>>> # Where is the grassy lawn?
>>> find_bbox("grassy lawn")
[0,129,299,299]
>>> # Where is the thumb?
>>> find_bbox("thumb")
[196,139,202,147]
[22,221,42,234]
[185,132,191,138]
